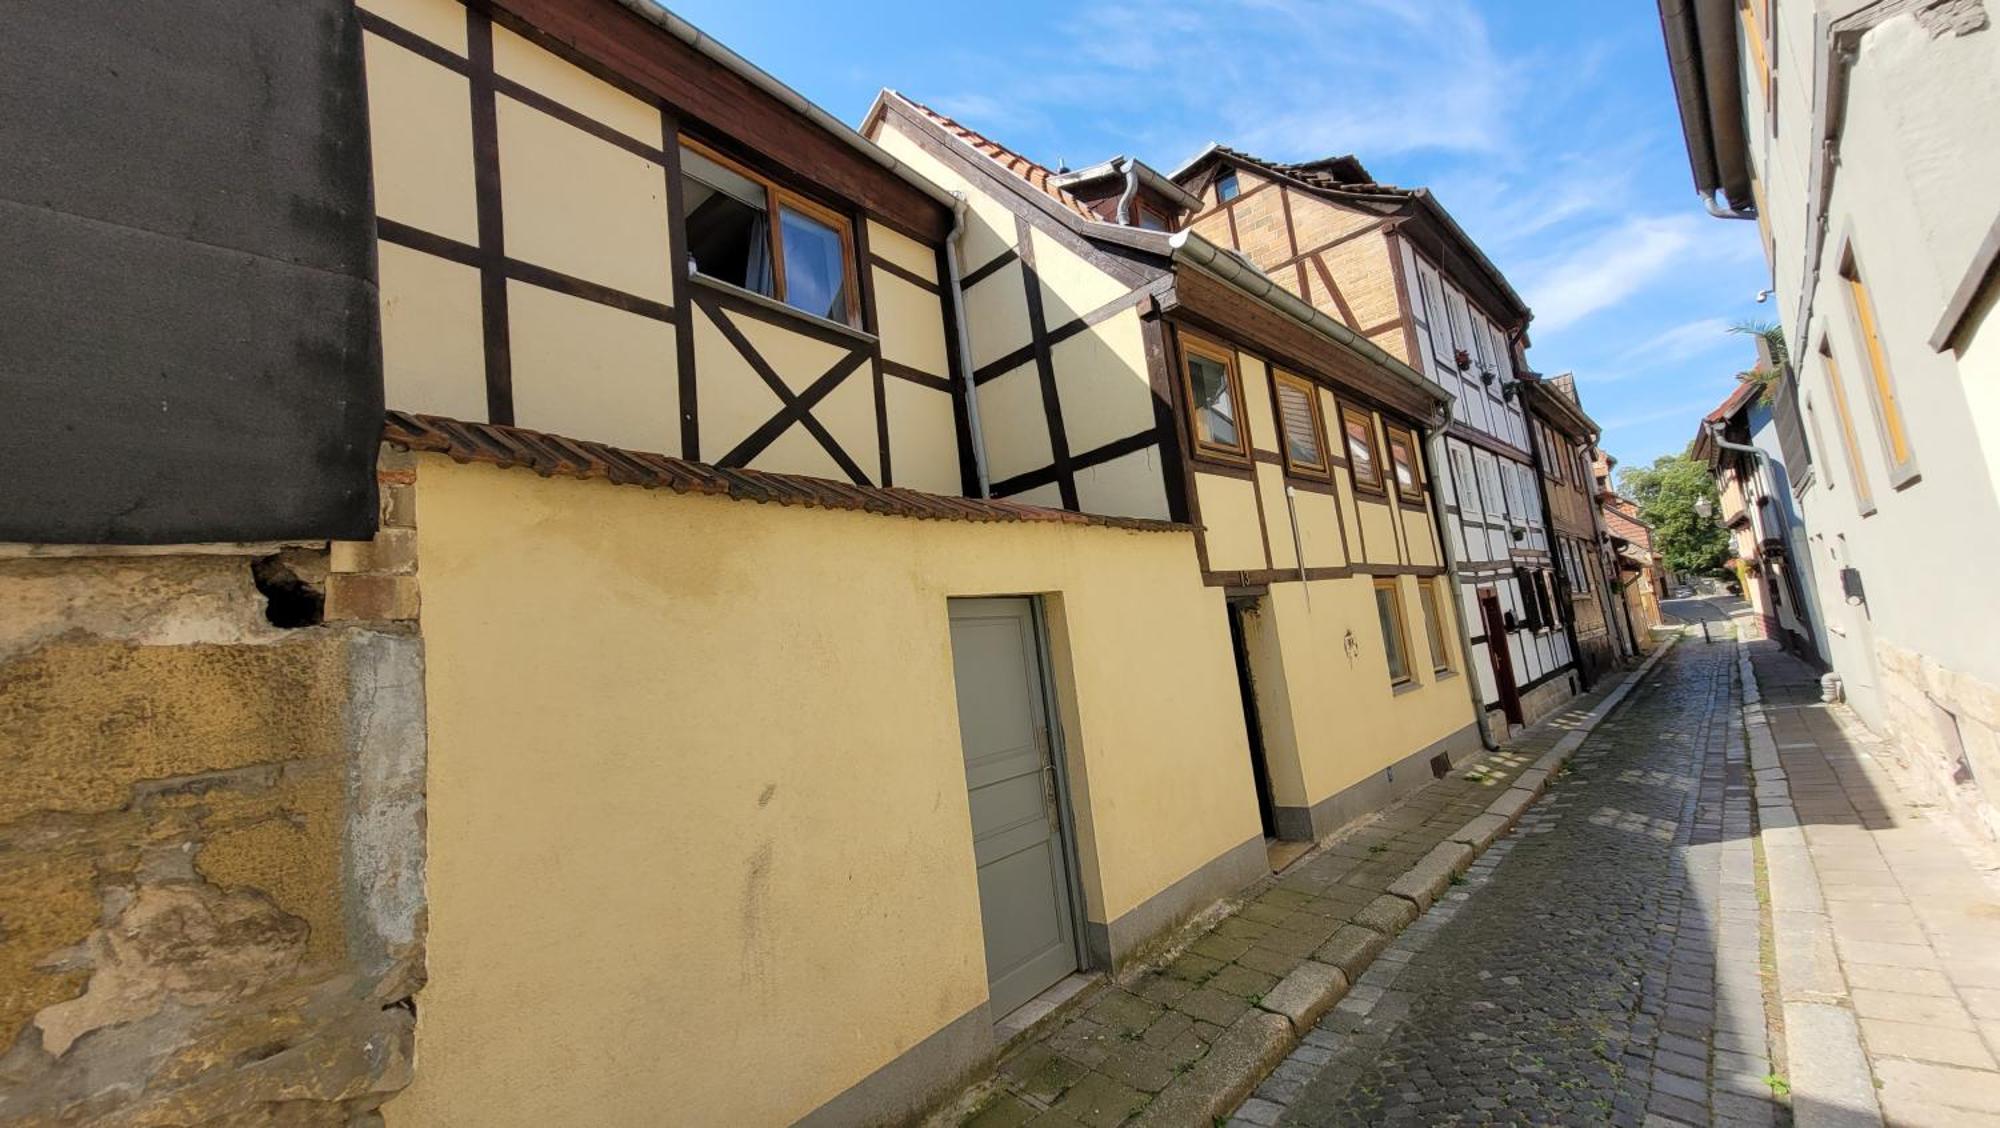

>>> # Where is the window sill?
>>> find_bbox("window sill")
[690,273,877,346]
[1391,678,1423,696]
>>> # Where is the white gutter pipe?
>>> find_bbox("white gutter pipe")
[944,195,991,497]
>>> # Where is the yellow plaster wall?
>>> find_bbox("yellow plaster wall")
[506,282,679,454]
[963,259,1033,371]
[362,30,477,245]
[1403,508,1441,568]
[1031,227,1126,325]
[490,23,658,144]
[1293,487,1346,569]
[867,218,940,282]
[976,364,1052,483]
[401,458,1258,1125]
[1257,464,1298,571]
[1195,472,1266,572]
[1051,309,1155,455]
[886,379,963,496]
[359,0,468,53]
[495,98,672,304]
[1357,500,1402,566]
[1234,351,1278,453]
[875,270,952,378]
[1075,448,1170,522]
[869,123,1015,272]
[1265,575,1472,804]
[691,303,781,458]
[377,242,487,421]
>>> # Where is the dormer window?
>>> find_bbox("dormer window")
[1135,202,1171,231]
[1215,169,1240,203]
[680,140,859,326]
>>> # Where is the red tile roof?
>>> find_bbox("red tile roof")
[1602,494,1653,549]
[382,412,1187,533]
[1206,145,1413,199]
[895,95,1102,222]
[1704,379,1761,424]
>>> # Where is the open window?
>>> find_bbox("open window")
[1374,577,1414,685]
[1384,422,1423,502]
[680,140,859,327]
[1342,406,1384,494]
[1419,579,1451,674]
[1179,333,1248,460]
[1272,370,1328,477]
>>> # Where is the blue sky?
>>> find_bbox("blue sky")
[666,0,1773,471]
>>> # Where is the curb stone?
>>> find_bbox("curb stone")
[1734,639,1885,1128]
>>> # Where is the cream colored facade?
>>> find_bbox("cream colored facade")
[398,456,1259,1125]
[1665,0,2000,839]
[865,96,1480,846]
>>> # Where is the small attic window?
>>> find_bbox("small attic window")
[1136,201,1171,231]
[1215,169,1240,203]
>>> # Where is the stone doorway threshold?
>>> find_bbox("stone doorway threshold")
[1266,838,1313,873]
[994,972,1099,1044]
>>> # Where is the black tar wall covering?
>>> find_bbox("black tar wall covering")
[0,1,383,543]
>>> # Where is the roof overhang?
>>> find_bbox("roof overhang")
[1656,0,1755,214]
[1519,378,1599,440]
[1165,232,1450,424]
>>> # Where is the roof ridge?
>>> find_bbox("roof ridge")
[894,94,1100,221]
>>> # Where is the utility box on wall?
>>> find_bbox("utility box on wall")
[0,1,383,544]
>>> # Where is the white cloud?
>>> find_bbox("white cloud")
[1519,215,1702,333]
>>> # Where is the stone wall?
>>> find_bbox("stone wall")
[0,452,426,1123]
[1875,640,2000,844]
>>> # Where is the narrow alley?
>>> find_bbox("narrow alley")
[1237,619,1775,1126]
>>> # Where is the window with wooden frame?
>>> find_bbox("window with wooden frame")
[1819,340,1875,514]
[1342,406,1384,493]
[1451,446,1480,516]
[679,140,860,326]
[1179,334,1248,459]
[1384,423,1423,502]
[1272,370,1329,476]
[1374,578,1414,685]
[1840,251,1918,487]
[1215,169,1240,203]
[1135,200,1173,232]
[1419,579,1452,674]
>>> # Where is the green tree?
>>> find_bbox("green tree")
[1618,453,1731,575]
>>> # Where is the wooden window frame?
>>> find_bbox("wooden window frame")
[1341,405,1386,495]
[1839,248,1919,489]
[1374,577,1415,686]
[1384,422,1424,503]
[1419,579,1452,674]
[1135,200,1174,232]
[1178,331,1251,463]
[1215,169,1240,203]
[1271,369,1330,478]
[681,137,863,328]
[1819,338,1876,516]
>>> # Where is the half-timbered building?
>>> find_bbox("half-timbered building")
[1170,148,1583,730]
[864,95,1482,851]
[1521,373,1631,687]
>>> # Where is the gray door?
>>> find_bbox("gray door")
[948,598,1079,1019]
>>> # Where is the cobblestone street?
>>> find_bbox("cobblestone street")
[1237,629,1782,1127]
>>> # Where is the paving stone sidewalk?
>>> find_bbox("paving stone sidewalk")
[951,645,1675,1128]
[1745,641,2000,1127]
[1228,629,1784,1127]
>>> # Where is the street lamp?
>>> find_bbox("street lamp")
[1694,495,1714,519]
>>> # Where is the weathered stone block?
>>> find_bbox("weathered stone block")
[324,574,419,622]
[1386,841,1474,910]
[1314,924,1389,980]
[1353,894,1417,935]
[1449,813,1510,850]
[1258,960,1348,1032]
[1486,787,1536,822]
[1133,1010,1292,1127]
[330,528,417,575]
